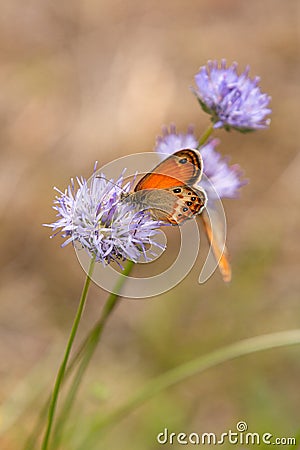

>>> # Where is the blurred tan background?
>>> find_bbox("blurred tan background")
[1,0,300,449]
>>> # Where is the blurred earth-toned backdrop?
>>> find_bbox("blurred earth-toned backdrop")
[1,1,300,449]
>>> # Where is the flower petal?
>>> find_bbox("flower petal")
[194,60,271,132]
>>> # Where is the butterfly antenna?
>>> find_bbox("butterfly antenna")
[95,169,139,193]
[94,174,128,194]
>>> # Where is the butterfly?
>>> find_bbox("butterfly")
[122,148,231,282]
[123,149,207,225]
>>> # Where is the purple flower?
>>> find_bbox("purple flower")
[194,60,271,132]
[200,139,248,202]
[154,125,247,201]
[155,124,198,155]
[44,169,163,265]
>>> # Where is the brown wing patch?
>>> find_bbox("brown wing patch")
[164,185,207,225]
[126,185,207,225]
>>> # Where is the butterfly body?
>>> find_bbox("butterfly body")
[127,185,207,224]
[97,148,231,281]
[123,149,207,225]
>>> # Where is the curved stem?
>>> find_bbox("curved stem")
[24,261,134,450]
[23,328,93,450]
[41,256,96,450]
[78,329,300,448]
[51,259,135,449]
[197,123,214,148]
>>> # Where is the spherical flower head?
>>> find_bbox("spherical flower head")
[193,60,271,132]
[44,168,163,266]
[154,125,247,202]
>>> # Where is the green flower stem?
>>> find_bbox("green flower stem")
[41,256,96,450]
[78,329,300,448]
[197,123,214,148]
[50,259,135,449]
[24,331,93,450]
[24,260,134,450]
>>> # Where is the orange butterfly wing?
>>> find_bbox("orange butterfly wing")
[124,148,206,226]
[125,148,231,282]
[134,149,203,191]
